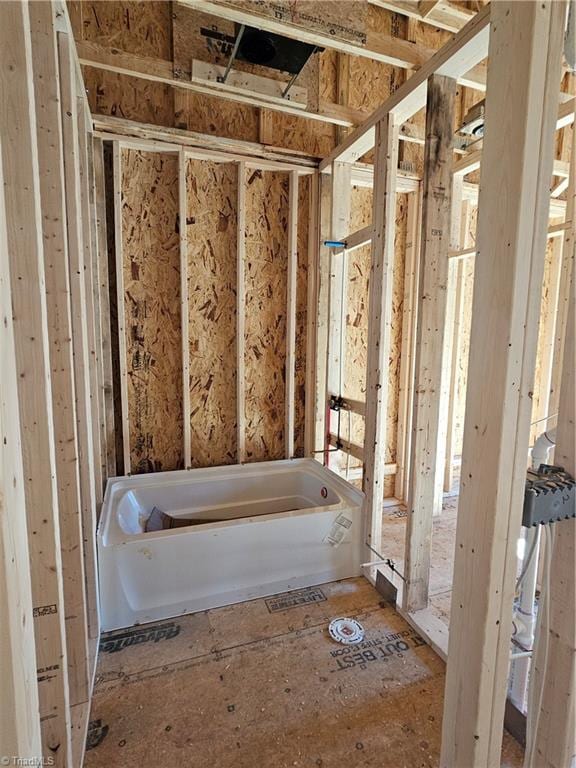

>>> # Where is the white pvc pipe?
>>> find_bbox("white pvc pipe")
[510,527,541,709]
[531,427,556,469]
[509,427,558,710]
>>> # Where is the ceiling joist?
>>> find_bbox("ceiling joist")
[178,0,487,91]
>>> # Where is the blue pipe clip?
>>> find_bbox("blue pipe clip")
[323,240,347,248]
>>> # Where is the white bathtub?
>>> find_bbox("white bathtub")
[97,459,364,631]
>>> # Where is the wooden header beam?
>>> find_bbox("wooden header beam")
[77,40,368,130]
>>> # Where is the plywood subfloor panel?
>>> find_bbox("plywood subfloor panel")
[121,149,183,472]
[186,159,238,467]
[379,495,460,625]
[84,577,523,767]
[244,169,289,461]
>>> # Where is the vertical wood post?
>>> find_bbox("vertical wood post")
[29,0,89,707]
[179,150,191,468]
[316,174,331,460]
[93,136,117,479]
[443,180,467,493]
[78,103,104,504]
[403,73,456,611]
[548,118,575,419]
[58,31,99,640]
[0,141,43,765]
[528,271,575,767]
[440,3,566,765]
[326,161,352,468]
[86,127,108,495]
[529,233,564,447]
[304,172,320,457]
[236,161,246,462]
[112,142,131,473]
[395,188,421,502]
[285,170,299,458]
[363,115,399,552]
[0,3,71,762]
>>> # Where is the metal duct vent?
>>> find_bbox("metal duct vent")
[236,26,322,74]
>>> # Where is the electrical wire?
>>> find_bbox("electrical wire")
[530,412,558,428]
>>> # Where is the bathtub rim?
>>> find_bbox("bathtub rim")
[98,458,364,547]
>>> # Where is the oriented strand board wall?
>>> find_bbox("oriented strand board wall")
[186,159,238,467]
[343,186,372,454]
[118,152,309,475]
[121,149,183,473]
[71,0,172,57]
[342,186,408,497]
[244,169,289,461]
[83,68,175,128]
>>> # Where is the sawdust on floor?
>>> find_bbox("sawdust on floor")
[85,577,523,767]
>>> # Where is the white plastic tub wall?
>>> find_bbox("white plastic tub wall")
[97,459,364,631]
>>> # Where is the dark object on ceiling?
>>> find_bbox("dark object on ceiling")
[235,25,323,75]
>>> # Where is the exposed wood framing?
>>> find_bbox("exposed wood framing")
[180,0,436,69]
[444,195,470,492]
[334,225,373,253]
[191,58,308,107]
[315,175,331,459]
[112,142,131,473]
[403,74,456,612]
[0,141,43,763]
[236,161,246,463]
[528,271,575,767]
[93,115,319,169]
[336,52,351,145]
[179,151,192,468]
[87,132,107,496]
[76,40,367,129]
[304,173,320,456]
[78,102,104,505]
[30,0,90,709]
[326,161,352,467]
[530,235,565,445]
[285,171,299,458]
[395,188,421,503]
[369,0,475,33]
[319,6,490,168]
[363,116,399,553]
[549,116,576,419]
[93,137,116,479]
[58,30,100,646]
[441,3,566,765]
[0,3,71,762]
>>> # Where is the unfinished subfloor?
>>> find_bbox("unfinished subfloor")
[380,497,459,630]
[85,577,523,767]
